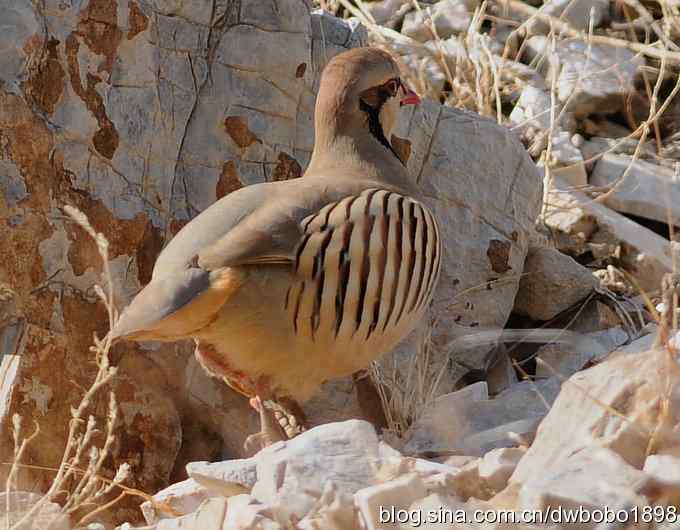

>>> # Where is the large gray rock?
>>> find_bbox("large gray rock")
[393,102,542,376]
[0,1,44,93]
[514,246,598,321]
[590,154,680,226]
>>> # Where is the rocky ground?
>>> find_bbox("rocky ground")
[1,0,680,528]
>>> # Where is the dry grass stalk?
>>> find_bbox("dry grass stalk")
[4,206,131,530]
[369,320,450,437]
[498,0,680,64]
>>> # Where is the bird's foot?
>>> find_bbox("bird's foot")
[269,396,306,439]
[244,395,287,455]
[242,377,307,454]
[243,395,306,455]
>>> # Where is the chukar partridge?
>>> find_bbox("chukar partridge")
[111,47,442,451]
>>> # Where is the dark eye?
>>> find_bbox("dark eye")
[384,78,400,97]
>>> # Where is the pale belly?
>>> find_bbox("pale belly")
[193,189,442,402]
[194,265,429,402]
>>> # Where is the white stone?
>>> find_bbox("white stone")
[517,447,650,527]
[543,130,587,187]
[510,86,571,132]
[511,347,680,486]
[0,492,69,530]
[402,0,474,42]
[442,447,526,501]
[186,458,257,493]
[404,493,482,529]
[525,36,644,117]
[355,473,428,530]
[478,447,525,493]
[514,246,598,321]
[403,379,561,456]
[155,498,228,530]
[251,420,403,521]
[644,454,680,484]
[536,326,630,378]
[542,186,597,242]
[296,481,359,530]
[527,0,609,34]
[590,154,680,226]
[141,479,215,526]
[222,494,282,530]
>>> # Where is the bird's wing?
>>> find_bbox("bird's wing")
[285,188,442,343]
[110,178,378,342]
[196,177,378,269]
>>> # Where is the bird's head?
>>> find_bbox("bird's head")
[313,47,420,157]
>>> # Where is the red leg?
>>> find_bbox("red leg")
[244,378,287,455]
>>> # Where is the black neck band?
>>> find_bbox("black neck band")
[359,99,404,166]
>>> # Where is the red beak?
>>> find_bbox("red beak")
[400,85,421,106]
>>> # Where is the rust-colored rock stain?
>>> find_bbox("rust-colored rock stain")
[487,239,512,274]
[21,37,65,115]
[216,160,243,198]
[65,34,119,159]
[127,2,149,40]
[224,116,259,148]
[391,135,412,165]
[271,152,302,181]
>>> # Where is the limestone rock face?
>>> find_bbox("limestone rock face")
[0,0,541,522]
